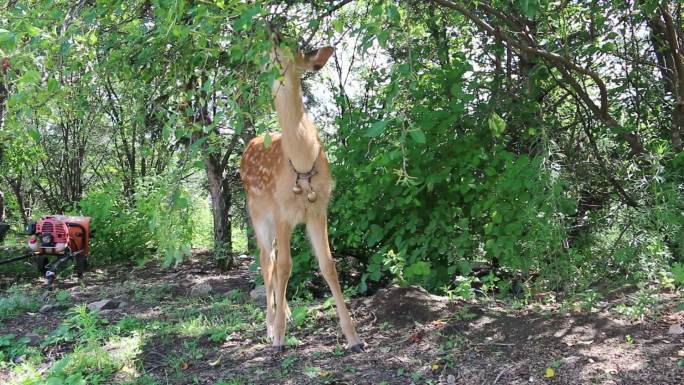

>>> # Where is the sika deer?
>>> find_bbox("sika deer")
[240,45,363,352]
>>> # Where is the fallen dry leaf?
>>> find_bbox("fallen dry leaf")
[430,320,446,328]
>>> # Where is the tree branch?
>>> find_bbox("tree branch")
[660,5,684,100]
[302,0,356,47]
[433,0,645,155]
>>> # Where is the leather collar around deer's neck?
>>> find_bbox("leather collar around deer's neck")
[288,147,322,183]
[288,157,318,182]
[288,148,322,202]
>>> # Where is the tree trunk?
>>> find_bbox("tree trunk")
[649,7,684,153]
[0,189,6,243]
[7,177,29,226]
[0,189,5,222]
[241,119,257,254]
[673,101,684,153]
[205,153,233,271]
[192,71,236,271]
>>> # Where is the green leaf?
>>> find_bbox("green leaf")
[518,0,530,15]
[672,263,684,285]
[332,19,344,33]
[175,195,188,209]
[19,70,40,85]
[601,42,616,52]
[171,25,189,39]
[409,128,426,144]
[291,306,307,327]
[46,377,64,385]
[263,133,272,148]
[405,261,430,278]
[28,128,41,142]
[377,30,389,48]
[162,124,171,141]
[450,83,462,97]
[23,23,41,37]
[60,41,71,55]
[365,120,389,137]
[488,113,506,137]
[47,78,59,93]
[367,224,383,246]
[65,374,86,385]
[386,4,400,23]
[0,29,16,50]
[517,0,539,19]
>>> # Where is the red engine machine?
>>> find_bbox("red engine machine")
[27,215,92,290]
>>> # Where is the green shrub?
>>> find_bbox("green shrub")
[79,183,152,263]
[79,174,195,266]
[311,58,575,293]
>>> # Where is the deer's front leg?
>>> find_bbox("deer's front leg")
[307,214,363,351]
[272,221,293,350]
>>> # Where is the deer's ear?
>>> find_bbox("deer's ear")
[305,47,334,71]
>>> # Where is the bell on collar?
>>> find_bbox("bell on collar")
[292,182,303,194]
[307,190,317,202]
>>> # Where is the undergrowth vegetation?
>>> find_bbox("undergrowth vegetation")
[0,285,310,385]
[0,268,681,385]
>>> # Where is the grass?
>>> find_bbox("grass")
[1,287,271,385]
[0,285,41,321]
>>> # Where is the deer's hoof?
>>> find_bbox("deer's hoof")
[272,345,286,354]
[349,343,365,353]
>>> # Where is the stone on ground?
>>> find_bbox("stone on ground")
[667,323,684,335]
[39,304,58,314]
[87,299,120,312]
[23,333,41,346]
[250,285,267,305]
[190,282,213,297]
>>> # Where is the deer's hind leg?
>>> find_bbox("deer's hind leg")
[271,219,293,350]
[251,209,276,342]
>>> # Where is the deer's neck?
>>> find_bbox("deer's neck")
[273,69,320,172]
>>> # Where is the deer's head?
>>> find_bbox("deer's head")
[271,45,334,76]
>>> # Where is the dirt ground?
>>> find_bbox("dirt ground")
[1,254,683,385]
